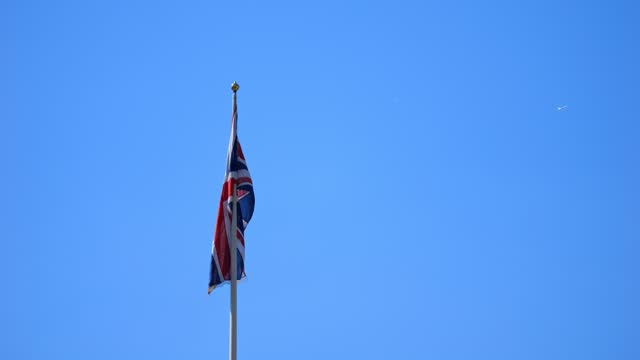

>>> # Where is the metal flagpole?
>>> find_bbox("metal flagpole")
[229,183,238,360]
[229,82,239,360]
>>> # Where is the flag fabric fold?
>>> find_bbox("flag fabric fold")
[209,95,255,294]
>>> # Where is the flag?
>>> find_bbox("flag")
[208,93,255,294]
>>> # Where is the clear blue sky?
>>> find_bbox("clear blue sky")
[3,1,640,359]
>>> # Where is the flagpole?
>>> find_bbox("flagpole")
[229,82,239,360]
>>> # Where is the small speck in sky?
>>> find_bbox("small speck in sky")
[557,105,568,111]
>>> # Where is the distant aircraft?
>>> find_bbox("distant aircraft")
[557,105,568,111]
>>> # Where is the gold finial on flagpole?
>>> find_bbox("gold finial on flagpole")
[231,81,240,92]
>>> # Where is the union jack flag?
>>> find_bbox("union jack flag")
[208,92,255,294]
